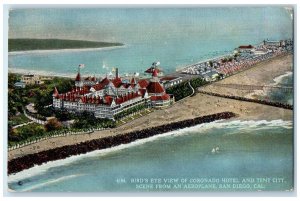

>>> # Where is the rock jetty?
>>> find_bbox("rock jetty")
[8,112,236,175]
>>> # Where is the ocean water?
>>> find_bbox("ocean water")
[8,119,293,192]
[8,7,293,77]
[268,73,293,105]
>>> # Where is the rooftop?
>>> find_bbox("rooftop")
[147,81,165,94]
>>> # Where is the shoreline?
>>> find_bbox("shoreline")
[245,70,293,99]
[8,112,236,174]
[8,67,149,80]
[8,44,126,55]
[8,68,79,79]
[7,54,294,162]
[273,71,293,85]
[8,119,293,183]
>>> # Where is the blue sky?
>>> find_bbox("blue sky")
[8,7,293,43]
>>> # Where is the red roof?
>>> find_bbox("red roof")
[93,77,110,90]
[116,92,140,105]
[131,77,136,84]
[150,94,170,101]
[104,96,113,105]
[239,45,254,49]
[112,77,122,87]
[139,89,147,98]
[116,97,123,105]
[138,79,149,88]
[146,81,165,94]
[145,67,161,74]
[53,87,59,98]
[75,72,81,81]
[83,86,90,91]
[84,76,97,81]
[81,96,87,103]
[122,83,131,89]
[100,77,110,85]
[93,83,105,91]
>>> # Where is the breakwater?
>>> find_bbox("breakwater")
[8,112,236,175]
[199,91,293,110]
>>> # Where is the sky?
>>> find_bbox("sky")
[8,7,293,43]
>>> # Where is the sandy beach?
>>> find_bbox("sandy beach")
[8,54,293,161]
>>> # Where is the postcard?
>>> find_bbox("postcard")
[6,6,294,192]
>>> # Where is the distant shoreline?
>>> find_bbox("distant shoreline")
[8,45,126,55]
[8,38,124,52]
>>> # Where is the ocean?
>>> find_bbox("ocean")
[8,7,293,77]
[268,72,293,105]
[7,7,294,192]
[8,120,293,192]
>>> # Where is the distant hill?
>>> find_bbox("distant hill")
[8,38,124,52]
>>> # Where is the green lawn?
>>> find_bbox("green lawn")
[116,109,153,127]
[8,114,31,127]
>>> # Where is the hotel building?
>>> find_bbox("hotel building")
[53,67,174,119]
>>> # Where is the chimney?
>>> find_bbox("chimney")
[116,68,119,78]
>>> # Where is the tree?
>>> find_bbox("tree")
[34,89,53,111]
[44,118,62,131]
[13,123,46,141]
[8,74,21,88]
[8,123,21,142]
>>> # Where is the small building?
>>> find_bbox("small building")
[14,81,26,88]
[253,49,268,55]
[263,40,282,47]
[21,74,51,85]
[160,76,183,88]
[237,45,255,53]
[203,71,219,82]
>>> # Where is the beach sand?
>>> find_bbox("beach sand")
[8,54,293,161]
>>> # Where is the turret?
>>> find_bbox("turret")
[52,87,59,98]
[152,68,159,77]
[75,65,83,88]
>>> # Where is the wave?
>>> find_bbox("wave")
[8,45,126,55]
[245,71,293,99]
[14,174,85,192]
[7,119,292,183]
[272,71,293,86]
[170,119,293,136]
